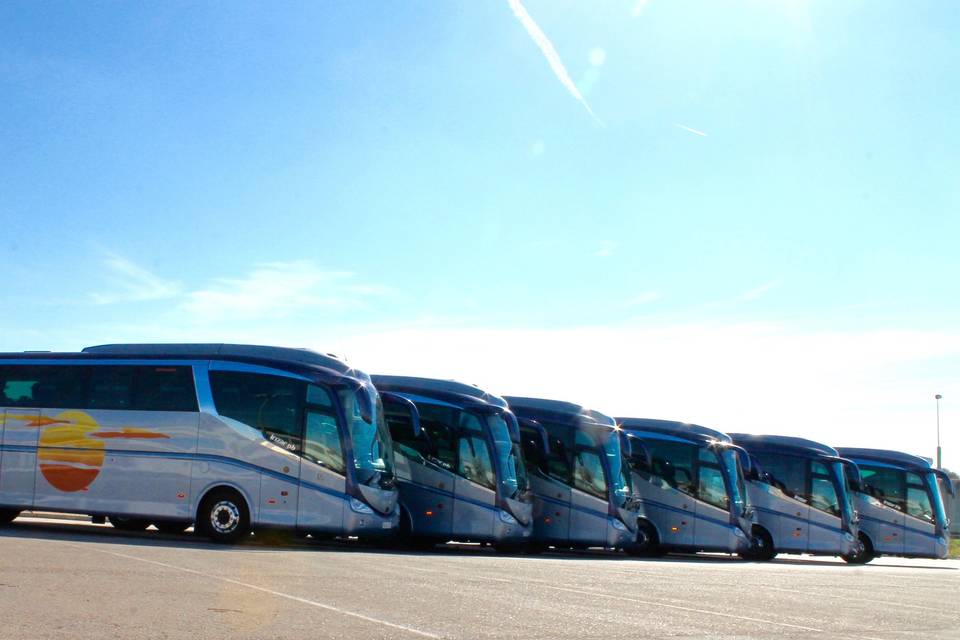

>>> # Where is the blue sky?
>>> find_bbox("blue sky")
[2,1,958,468]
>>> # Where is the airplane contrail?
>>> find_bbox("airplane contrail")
[676,123,708,137]
[507,0,601,124]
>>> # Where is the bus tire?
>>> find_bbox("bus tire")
[154,520,191,535]
[109,516,151,532]
[625,520,660,557]
[843,533,875,565]
[0,509,20,526]
[197,488,250,544]
[742,526,776,561]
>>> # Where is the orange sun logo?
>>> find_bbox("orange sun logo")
[15,411,171,493]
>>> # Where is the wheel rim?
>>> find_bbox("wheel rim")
[210,501,240,534]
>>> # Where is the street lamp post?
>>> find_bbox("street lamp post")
[935,394,942,469]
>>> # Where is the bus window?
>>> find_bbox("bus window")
[87,366,135,409]
[646,440,696,495]
[133,366,197,412]
[573,449,607,499]
[0,365,85,408]
[457,413,495,489]
[209,371,304,453]
[541,421,574,486]
[860,466,905,511]
[384,404,426,463]
[697,448,729,510]
[753,452,807,501]
[303,386,345,474]
[810,461,840,516]
[414,404,457,470]
[906,472,934,522]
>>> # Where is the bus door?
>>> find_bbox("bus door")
[807,461,843,553]
[296,386,347,532]
[452,413,496,540]
[694,447,733,548]
[569,446,610,545]
[903,472,936,557]
[0,409,39,508]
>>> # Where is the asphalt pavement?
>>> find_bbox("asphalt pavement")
[1,516,957,640]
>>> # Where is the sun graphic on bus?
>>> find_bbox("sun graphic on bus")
[16,411,170,493]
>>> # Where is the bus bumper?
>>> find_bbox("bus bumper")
[607,518,634,549]
[493,510,534,542]
[934,535,950,559]
[728,526,751,553]
[343,503,400,538]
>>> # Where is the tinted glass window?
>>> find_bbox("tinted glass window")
[0,365,85,408]
[134,366,197,411]
[415,403,458,470]
[698,464,729,510]
[860,466,905,511]
[87,366,134,409]
[754,452,807,502]
[541,420,574,486]
[574,449,608,499]
[906,473,933,522]
[457,434,495,489]
[810,461,840,516]
[646,440,697,494]
[303,386,344,474]
[210,371,304,452]
[384,402,426,463]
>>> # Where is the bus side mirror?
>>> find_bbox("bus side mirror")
[354,385,373,424]
[621,433,651,471]
[519,419,550,465]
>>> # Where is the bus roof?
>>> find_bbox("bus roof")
[730,434,839,458]
[835,447,933,471]
[1,343,370,386]
[615,417,731,444]
[370,375,508,410]
[504,396,615,427]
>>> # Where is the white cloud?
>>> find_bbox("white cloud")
[737,281,779,302]
[631,0,650,18]
[507,0,602,124]
[179,261,391,322]
[676,123,708,137]
[91,253,182,304]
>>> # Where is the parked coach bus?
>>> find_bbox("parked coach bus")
[836,447,953,563]
[730,435,858,561]
[372,376,532,551]
[505,397,640,552]
[615,418,752,556]
[0,344,398,543]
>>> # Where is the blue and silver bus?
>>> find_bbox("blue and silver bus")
[731,435,858,561]
[836,447,954,563]
[505,397,639,552]
[615,418,752,556]
[0,344,398,543]
[371,375,533,550]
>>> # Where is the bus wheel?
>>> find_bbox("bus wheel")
[625,520,660,557]
[198,489,250,544]
[0,509,20,526]
[109,517,151,532]
[843,534,875,565]
[154,520,191,535]
[742,527,776,561]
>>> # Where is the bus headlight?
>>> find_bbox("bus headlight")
[843,532,855,543]
[937,536,947,547]
[733,527,747,539]
[610,518,627,531]
[498,509,518,525]
[349,497,374,514]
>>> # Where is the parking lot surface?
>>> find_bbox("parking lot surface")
[1,516,957,639]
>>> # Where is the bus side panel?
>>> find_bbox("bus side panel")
[452,476,495,541]
[569,488,608,546]
[296,457,345,533]
[192,413,268,524]
[857,497,904,555]
[693,499,737,552]
[746,483,784,551]
[531,475,570,543]
[636,480,694,548]
[807,508,845,555]
[0,410,39,509]
[401,458,454,538]
[32,409,198,519]
[903,516,937,557]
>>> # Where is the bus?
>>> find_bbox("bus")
[836,447,954,563]
[730,434,858,561]
[0,343,398,543]
[505,397,640,552]
[615,418,752,556]
[371,376,533,550]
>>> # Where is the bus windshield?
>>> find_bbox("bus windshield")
[832,461,855,524]
[340,389,395,488]
[487,413,529,499]
[602,428,632,508]
[720,447,747,516]
[925,471,949,529]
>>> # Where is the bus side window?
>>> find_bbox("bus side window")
[414,404,457,471]
[860,467,905,511]
[573,450,607,499]
[384,405,427,463]
[134,366,198,412]
[209,371,305,453]
[810,461,840,516]
[303,385,345,474]
[0,365,85,409]
[905,472,934,522]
